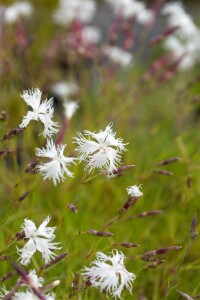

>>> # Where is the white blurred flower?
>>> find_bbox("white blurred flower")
[82,250,135,299]
[164,36,196,70]
[126,185,143,197]
[4,1,33,24]
[106,0,153,24]
[162,2,199,39]
[81,26,101,45]
[137,8,154,25]
[17,216,61,265]
[54,0,96,26]
[162,2,200,71]
[19,88,59,138]
[63,101,79,119]
[104,46,133,67]
[52,81,78,101]
[74,123,127,174]
[12,291,55,300]
[36,139,76,185]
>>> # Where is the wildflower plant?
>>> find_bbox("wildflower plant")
[0,0,199,299]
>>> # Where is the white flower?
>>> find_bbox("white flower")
[104,46,133,67]
[162,2,199,39]
[82,250,135,299]
[12,291,55,300]
[126,185,143,197]
[137,8,154,25]
[106,0,153,24]
[63,101,79,120]
[52,81,78,101]
[164,36,196,70]
[162,2,200,70]
[36,139,76,185]
[19,88,59,138]
[54,0,96,26]
[17,216,61,265]
[81,26,101,45]
[74,123,127,174]
[26,270,44,288]
[4,1,33,24]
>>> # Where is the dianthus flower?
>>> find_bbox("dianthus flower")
[17,216,61,265]
[82,250,135,299]
[126,185,143,197]
[4,1,33,23]
[12,292,55,300]
[63,101,79,120]
[104,46,133,67]
[74,123,127,174]
[19,88,59,138]
[106,0,154,24]
[51,81,78,101]
[36,139,76,185]
[54,0,96,26]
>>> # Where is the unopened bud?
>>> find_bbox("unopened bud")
[3,128,24,140]
[149,26,179,46]
[18,191,30,202]
[157,157,180,166]
[25,159,39,173]
[142,246,182,258]
[0,271,15,282]
[145,259,165,268]
[119,197,138,214]
[136,210,163,218]
[41,280,60,292]
[40,253,68,270]
[187,176,192,188]
[154,170,173,176]
[101,165,135,176]
[87,230,114,237]
[15,230,25,240]
[0,255,13,262]
[120,242,140,248]
[71,272,79,288]
[190,213,198,240]
[67,203,78,213]
[0,111,9,121]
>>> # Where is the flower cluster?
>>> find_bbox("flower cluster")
[20,88,129,184]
